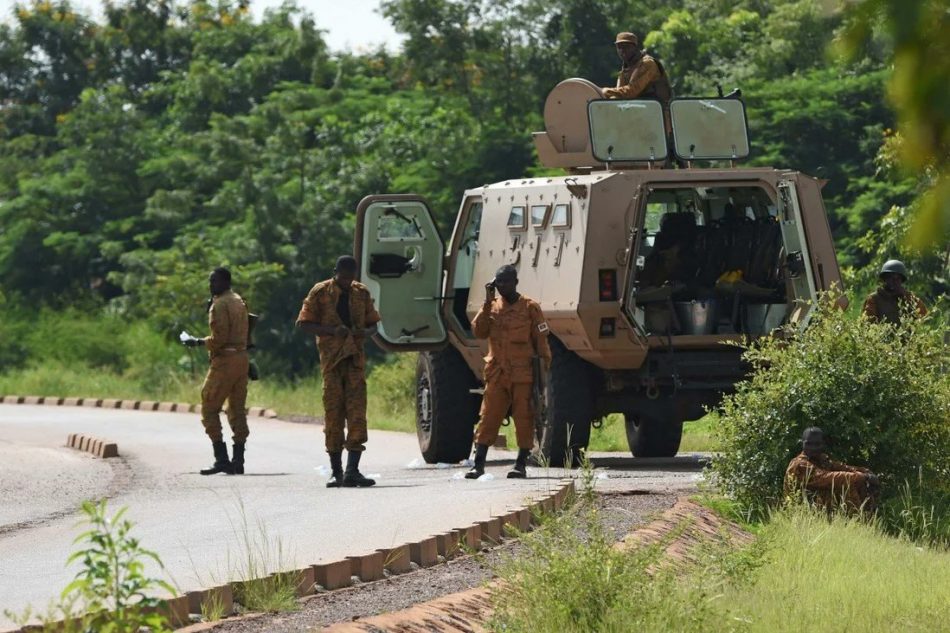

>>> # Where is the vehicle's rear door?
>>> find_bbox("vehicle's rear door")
[777,180,818,330]
[354,194,448,351]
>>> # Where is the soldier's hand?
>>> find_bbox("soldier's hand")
[182,337,204,348]
[334,325,350,337]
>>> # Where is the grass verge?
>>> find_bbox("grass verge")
[491,487,950,632]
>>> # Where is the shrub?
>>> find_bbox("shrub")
[712,293,950,514]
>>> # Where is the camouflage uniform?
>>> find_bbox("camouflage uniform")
[862,288,927,325]
[603,53,673,132]
[472,296,552,449]
[297,279,381,453]
[784,452,878,513]
[201,290,250,443]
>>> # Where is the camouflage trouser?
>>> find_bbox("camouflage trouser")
[201,353,249,443]
[474,376,534,450]
[322,356,368,453]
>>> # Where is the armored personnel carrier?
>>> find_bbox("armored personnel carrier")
[353,78,844,465]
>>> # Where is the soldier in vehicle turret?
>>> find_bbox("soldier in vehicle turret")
[602,32,673,108]
[465,265,551,480]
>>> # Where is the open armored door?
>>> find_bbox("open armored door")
[618,185,651,350]
[777,181,818,330]
[354,195,448,351]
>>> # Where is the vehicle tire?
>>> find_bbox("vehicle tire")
[624,413,683,458]
[416,348,481,464]
[538,337,595,467]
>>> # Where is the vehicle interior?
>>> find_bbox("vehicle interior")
[630,185,790,336]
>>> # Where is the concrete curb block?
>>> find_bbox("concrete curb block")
[313,560,352,590]
[347,551,385,582]
[377,545,411,574]
[67,433,119,459]
[2,394,293,423]
[408,537,439,568]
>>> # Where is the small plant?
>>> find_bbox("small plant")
[199,588,228,623]
[5,500,175,632]
[227,501,299,613]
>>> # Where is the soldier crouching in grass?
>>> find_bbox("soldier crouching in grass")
[182,267,250,476]
[785,427,881,515]
[296,255,381,488]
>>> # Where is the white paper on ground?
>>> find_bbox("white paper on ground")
[435,462,454,469]
[406,457,425,469]
[451,471,467,480]
[477,473,495,481]
[314,465,331,478]
[596,472,610,480]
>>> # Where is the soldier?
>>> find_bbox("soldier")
[602,32,673,107]
[785,427,880,514]
[182,267,250,475]
[862,259,927,325]
[466,265,552,480]
[296,255,381,488]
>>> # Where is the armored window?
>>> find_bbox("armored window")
[376,206,425,241]
[530,204,550,228]
[551,203,571,228]
[507,205,526,229]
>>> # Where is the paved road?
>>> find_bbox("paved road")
[0,404,703,629]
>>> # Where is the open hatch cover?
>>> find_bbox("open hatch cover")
[588,99,668,162]
[670,98,750,161]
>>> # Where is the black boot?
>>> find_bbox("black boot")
[230,442,245,475]
[465,444,489,479]
[326,452,344,488]
[342,451,376,487]
[507,448,530,479]
[200,441,232,475]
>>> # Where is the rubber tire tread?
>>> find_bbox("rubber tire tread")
[539,337,594,467]
[416,348,481,464]
[624,413,683,458]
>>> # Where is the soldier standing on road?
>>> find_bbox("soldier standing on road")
[466,265,551,480]
[182,267,250,476]
[862,259,927,325]
[602,32,673,107]
[296,255,381,488]
[785,427,880,514]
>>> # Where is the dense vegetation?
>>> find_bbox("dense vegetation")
[1,0,944,381]
[713,295,950,534]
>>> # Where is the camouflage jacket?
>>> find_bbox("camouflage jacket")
[296,279,381,372]
[472,295,552,383]
[784,452,871,508]
[862,288,927,325]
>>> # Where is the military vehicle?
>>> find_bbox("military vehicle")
[353,78,845,466]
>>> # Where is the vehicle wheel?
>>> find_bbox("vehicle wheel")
[538,337,595,467]
[624,413,683,458]
[416,347,481,464]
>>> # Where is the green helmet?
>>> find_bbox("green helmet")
[879,259,908,281]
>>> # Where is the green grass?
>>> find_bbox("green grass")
[715,509,950,632]
[490,488,950,633]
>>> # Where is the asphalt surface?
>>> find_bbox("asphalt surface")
[0,404,704,630]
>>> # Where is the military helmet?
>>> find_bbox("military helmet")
[615,32,640,47]
[879,259,908,281]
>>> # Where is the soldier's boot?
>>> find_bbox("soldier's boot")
[200,441,233,475]
[326,452,344,488]
[507,449,530,479]
[230,442,245,475]
[465,444,490,479]
[342,451,376,488]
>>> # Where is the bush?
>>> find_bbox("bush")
[712,293,950,513]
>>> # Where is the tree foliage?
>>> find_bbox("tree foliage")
[0,0,938,376]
